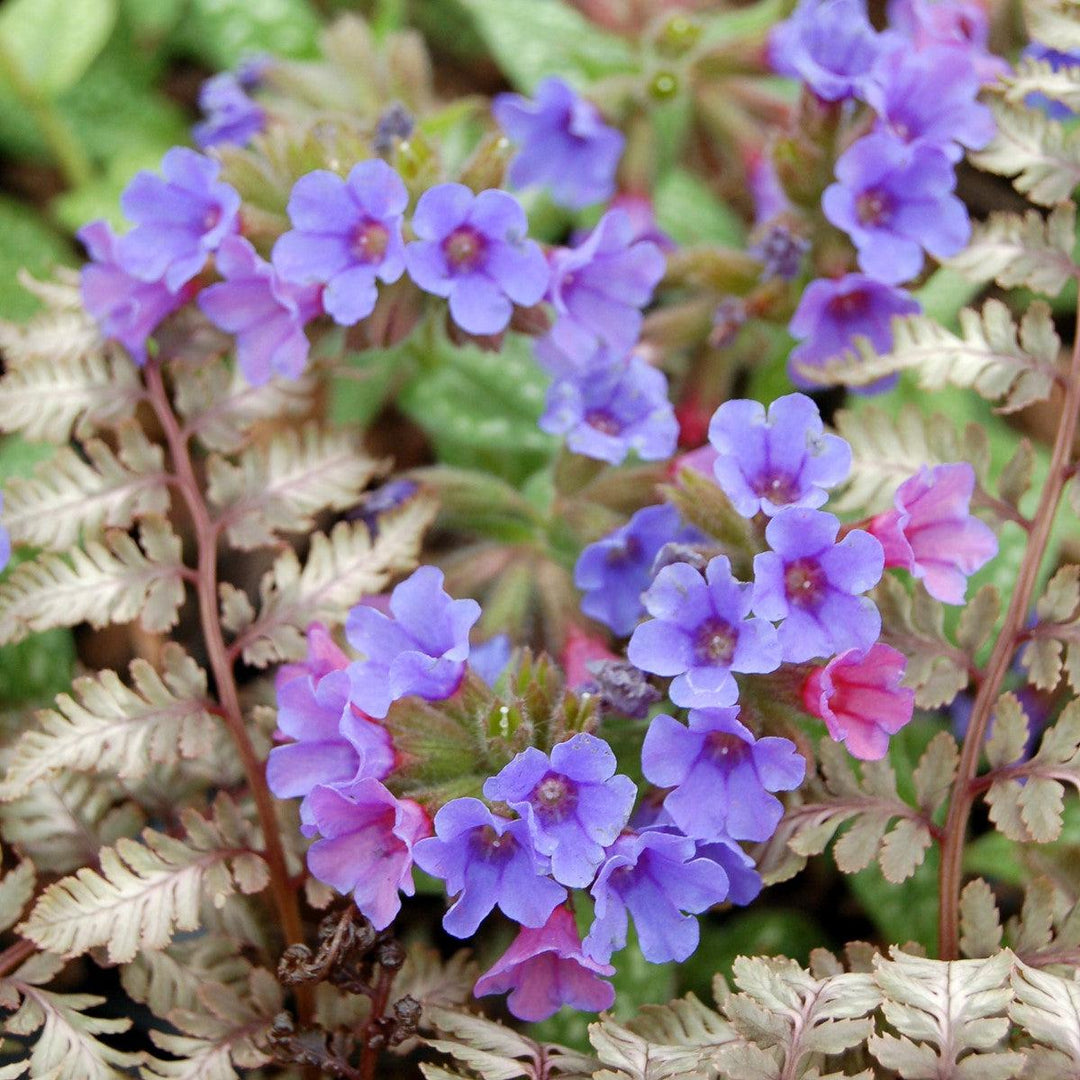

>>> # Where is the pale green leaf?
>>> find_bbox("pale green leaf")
[0,854,35,933]
[997,440,1035,512]
[959,879,1004,959]
[984,693,1031,769]
[1009,958,1080,1076]
[956,586,1001,656]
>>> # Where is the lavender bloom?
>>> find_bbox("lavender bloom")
[493,76,624,209]
[373,102,415,154]
[193,72,266,149]
[750,223,811,282]
[540,354,678,465]
[470,634,513,686]
[822,132,970,285]
[1021,44,1080,120]
[118,147,241,292]
[865,47,995,161]
[345,565,481,719]
[581,660,662,719]
[353,479,419,537]
[749,153,791,226]
[583,829,731,964]
[541,210,666,363]
[272,161,408,326]
[78,220,189,364]
[788,273,921,391]
[305,778,430,930]
[482,733,636,888]
[887,0,1009,84]
[474,905,615,1021]
[695,837,763,906]
[642,708,805,842]
[707,394,852,519]
[404,183,549,335]
[628,556,782,709]
[412,798,567,937]
[753,508,884,663]
[197,236,322,386]
[769,0,893,101]
[575,504,699,636]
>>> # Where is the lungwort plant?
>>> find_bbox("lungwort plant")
[2,0,1080,1077]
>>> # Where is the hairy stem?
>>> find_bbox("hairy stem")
[359,964,396,1080]
[145,359,312,1022]
[938,311,1080,959]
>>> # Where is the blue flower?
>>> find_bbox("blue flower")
[193,72,266,149]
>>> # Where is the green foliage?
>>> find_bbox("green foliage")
[0,202,73,321]
[168,0,321,69]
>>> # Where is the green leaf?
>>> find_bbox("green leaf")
[0,197,73,321]
[850,848,940,954]
[654,168,746,248]
[0,0,117,97]
[168,0,321,68]
[453,0,636,91]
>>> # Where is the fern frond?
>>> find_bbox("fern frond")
[959,879,1005,959]
[1025,0,1080,54]
[868,949,1023,1079]
[0,849,34,934]
[3,423,169,550]
[972,98,1080,206]
[18,796,269,963]
[0,517,186,646]
[141,969,282,1080]
[208,423,383,550]
[947,203,1077,296]
[832,406,990,515]
[0,273,103,369]
[1010,959,1080,1078]
[1019,565,1080,693]
[0,645,216,800]
[236,496,436,667]
[799,300,1062,413]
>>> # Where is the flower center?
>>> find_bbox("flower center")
[855,189,891,228]
[784,557,826,609]
[606,535,642,566]
[352,219,389,263]
[443,226,486,272]
[694,617,738,665]
[827,289,869,319]
[752,470,799,505]
[470,824,516,863]
[585,409,622,435]
[704,729,749,765]
[203,206,222,231]
[531,773,578,823]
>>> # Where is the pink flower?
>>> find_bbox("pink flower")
[474,905,615,1021]
[274,622,348,692]
[561,626,619,689]
[867,462,997,604]
[802,644,915,760]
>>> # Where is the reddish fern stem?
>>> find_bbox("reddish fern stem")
[938,311,1080,959]
[0,938,34,980]
[145,359,312,1023]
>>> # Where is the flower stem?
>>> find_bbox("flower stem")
[145,359,312,1022]
[937,308,1080,959]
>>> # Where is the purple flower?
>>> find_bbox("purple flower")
[749,153,791,226]
[788,273,921,391]
[695,836,763,906]
[412,798,566,937]
[752,508,884,663]
[78,220,189,364]
[540,210,666,364]
[540,354,678,465]
[404,183,549,335]
[583,829,731,964]
[193,72,266,149]
[750,224,810,282]
[272,161,408,326]
[887,0,1009,84]
[197,236,322,386]
[470,634,513,687]
[823,133,970,285]
[628,556,782,709]
[117,147,241,292]
[482,733,636,888]
[345,565,481,719]
[305,778,430,930]
[474,905,615,1022]
[574,504,699,636]
[707,394,852,519]
[867,462,997,604]
[1021,44,1080,120]
[865,47,995,161]
[493,76,625,210]
[373,102,415,154]
[769,0,894,101]
[642,708,805,842]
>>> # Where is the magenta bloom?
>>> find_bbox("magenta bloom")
[404,183,549,335]
[803,644,915,760]
[412,798,566,938]
[541,210,666,363]
[493,76,624,210]
[78,220,189,364]
[752,509,884,663]
[345,565,481,719]
[708,394,852,518]
[628,556,782,709]
[198,236,322,385]
[642,708,805,842]
[474,905,615,1021]
[583,829,731,964]
[193,72,266,149]
[867,462,997,604]
[482,733,636,888]
[822,133,970,285]
[788,273,921,391]
[118,147,241,292]
[272,160,408,326]
[305,778,430,930]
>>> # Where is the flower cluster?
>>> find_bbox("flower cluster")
[770,0,1001,389]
